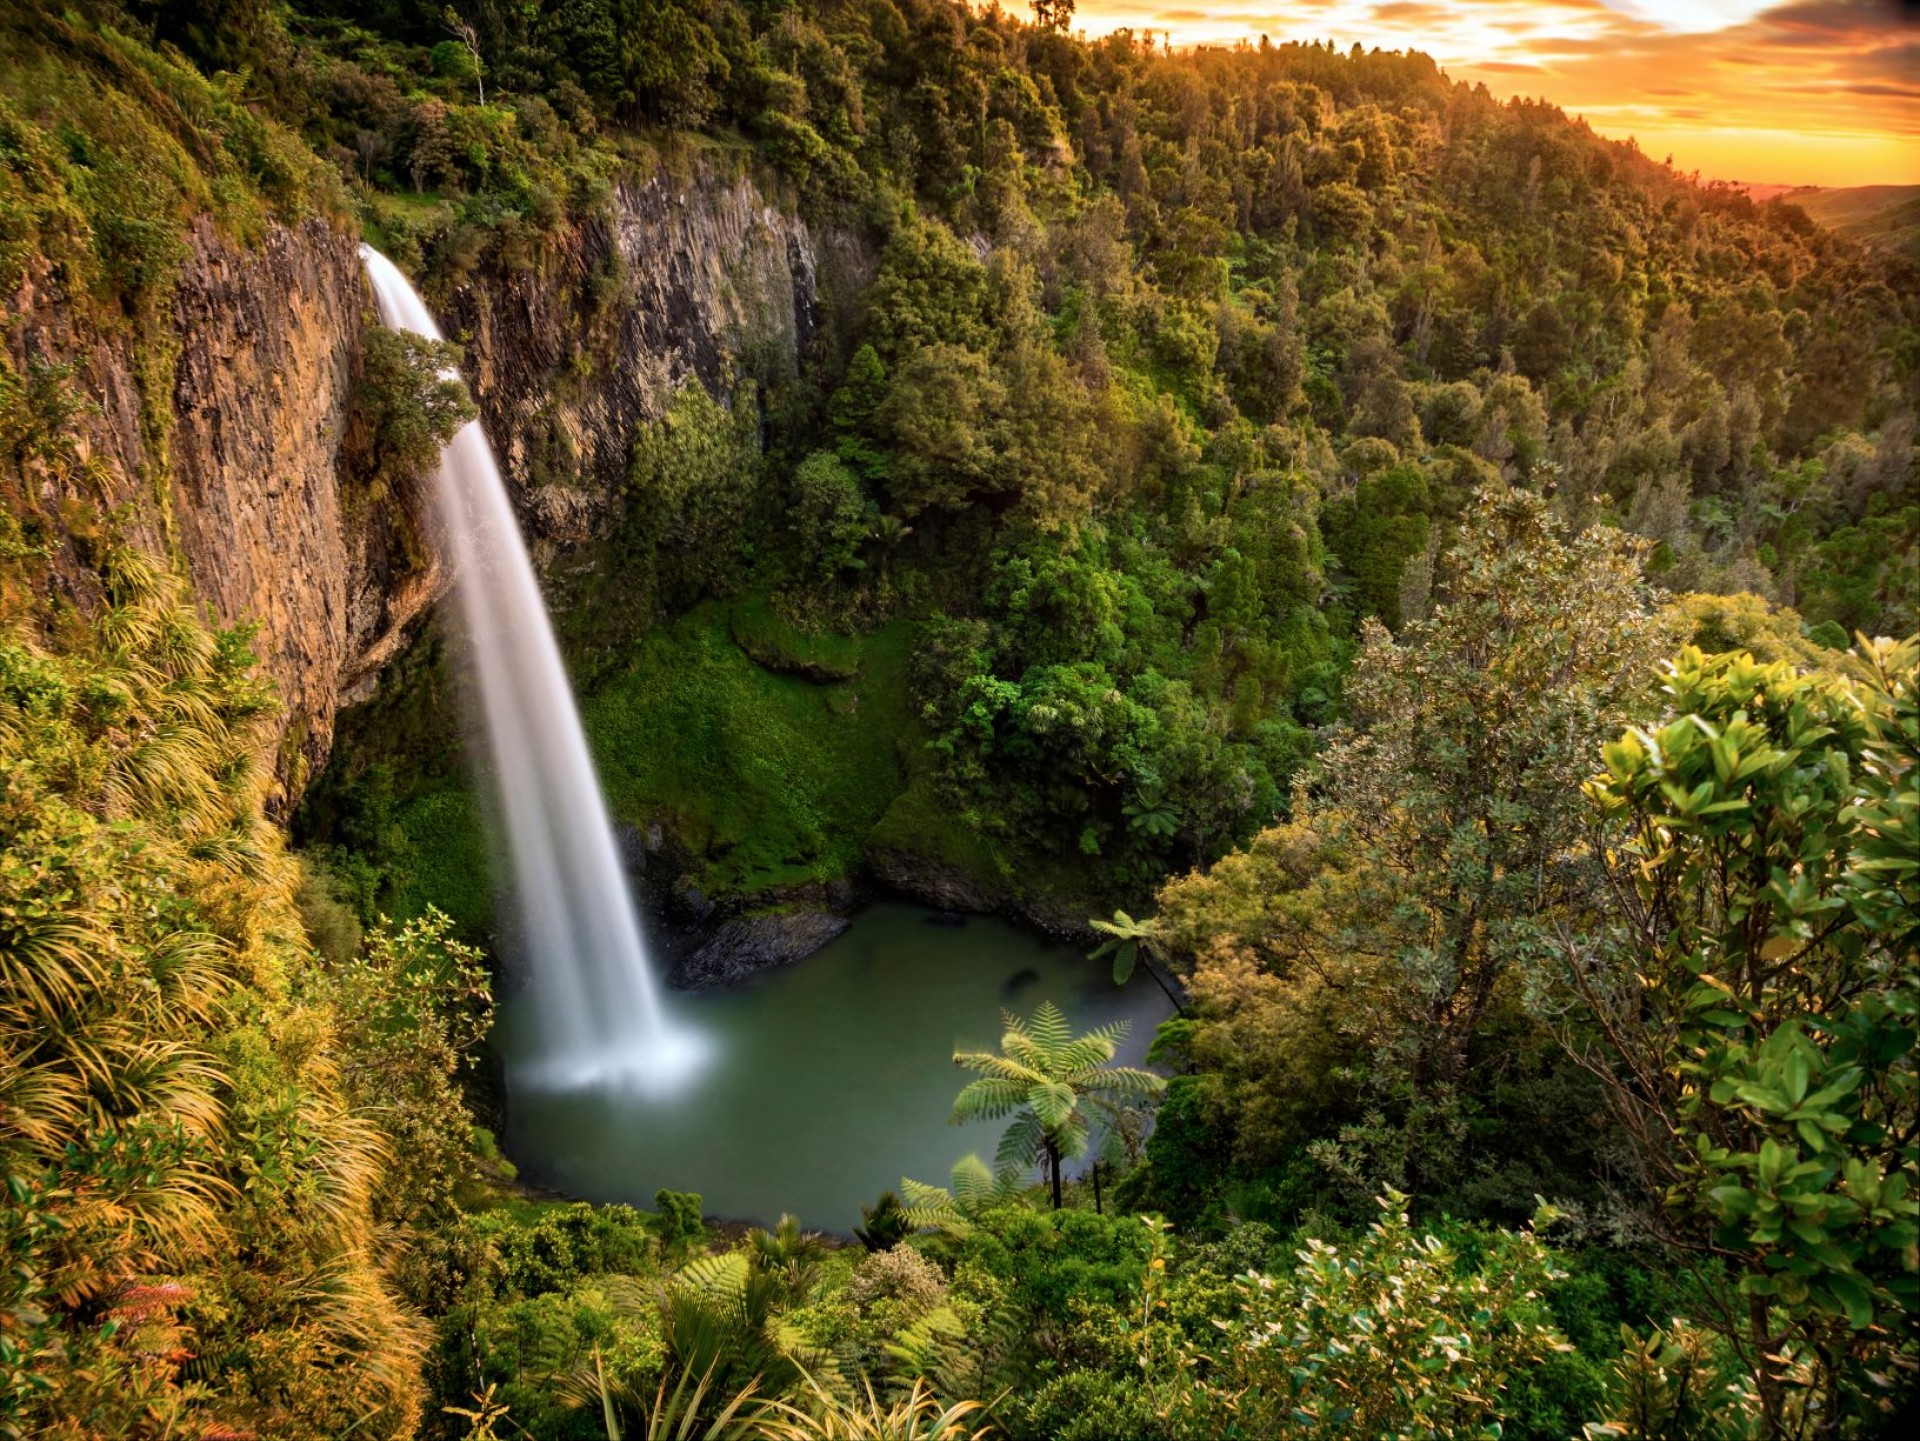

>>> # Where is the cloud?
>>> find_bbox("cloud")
[1757,0,1904,44]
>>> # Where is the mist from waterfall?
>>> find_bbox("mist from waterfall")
[359,245,704,1093]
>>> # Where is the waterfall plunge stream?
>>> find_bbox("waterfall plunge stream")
[360,246,704,1092]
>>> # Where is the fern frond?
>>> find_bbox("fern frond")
[949,1050,1040,1086]
[993,1112,1046,1171]
[1022,1000,1072,1053]
[948,1077,1027,1122]
[1076,1065,1165,1099]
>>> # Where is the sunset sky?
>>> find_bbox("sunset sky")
[1046,0,1919,188]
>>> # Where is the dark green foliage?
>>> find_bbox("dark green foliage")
[1135,1073,1233,1229]
[354,326,476,503]
[623,381,765,609]
[583,604,916,896]
[787,451,873,580]
[853,1190,912,1252]
[651,1189,707,1261]
[1019,1369,1181,1441]
[1805,617,1851,650]
[958,1208,1149,1325]
[1322,463,1431,629]
[480,1202,658,1298]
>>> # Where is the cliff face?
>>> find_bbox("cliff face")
[3,214,425,795]
[446,168,855,551]
[5,164,848,796]
[168,218,433,788]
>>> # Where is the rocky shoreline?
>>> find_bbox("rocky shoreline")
[615,819,1098,991]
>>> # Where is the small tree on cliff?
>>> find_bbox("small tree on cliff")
[951,1001,1163,1209]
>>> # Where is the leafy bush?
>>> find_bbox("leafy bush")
[1194,1195,1573,1438]
[1578,638,1920,1424]
[354,326,477,504]
[479,1202,658,1298]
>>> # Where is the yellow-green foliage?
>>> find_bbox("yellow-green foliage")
[1186,1196,1573,1438]
[1662,590,1836,670]
[0,5,338,306]
[0,4,343,553]
[0,548,425,1438]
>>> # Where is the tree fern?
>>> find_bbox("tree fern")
[664,1252,806,1394]
[950,1002,1163,1209]
[900,1155,1025,1236]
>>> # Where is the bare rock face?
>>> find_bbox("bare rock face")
[168,218,440,790]
[2,215,435,799]
[445,166,863,546]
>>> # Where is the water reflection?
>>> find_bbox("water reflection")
[498,903,1174,1228]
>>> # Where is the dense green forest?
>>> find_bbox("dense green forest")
[1,1,1915,1438]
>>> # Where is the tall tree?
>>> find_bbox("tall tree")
[1155,489,1667,1200]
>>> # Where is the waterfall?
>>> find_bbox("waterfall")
[359,245,703,1091]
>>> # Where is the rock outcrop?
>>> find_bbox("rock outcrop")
[670,909,850,990]
[446,167,861,550]
[2,214,432,795]
[865,840,1093,939]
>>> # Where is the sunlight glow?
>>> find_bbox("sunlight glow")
[1042,2,1920,187]
[1596,1,1778,34]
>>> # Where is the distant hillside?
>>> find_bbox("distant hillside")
[1782,184,1920,257]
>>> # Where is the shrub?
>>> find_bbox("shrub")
[847,1243,947,1315]
[1196,1194,1573,1438]
[353,326,476,503]
[481,1203,658,1298]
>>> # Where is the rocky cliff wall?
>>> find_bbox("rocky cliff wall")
[2,214,426,796]
[5,164,854,798]
[446,168,860,551]
[168,218,435,788]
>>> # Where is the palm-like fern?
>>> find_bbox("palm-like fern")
[899,1155,1025,1236]
[950,1002,1163,1209]
[1087,910,1185,1012]
[745,1214,827,1300]
[661,1251,834,1398]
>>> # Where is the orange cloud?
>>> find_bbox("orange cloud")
[1039,0,1920,186]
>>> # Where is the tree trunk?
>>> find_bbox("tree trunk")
[1047,1138,1063,1210]
[1142,955,1188,1016]
[1749,1292,1786,1438]
[1091,1160,1103,1214]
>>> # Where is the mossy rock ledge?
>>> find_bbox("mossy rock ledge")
[669,908,851,988]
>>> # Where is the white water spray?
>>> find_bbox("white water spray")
[359,245,704,1092]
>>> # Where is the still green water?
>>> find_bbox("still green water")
[498,903,1174,1229]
